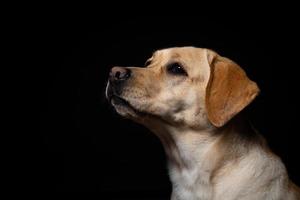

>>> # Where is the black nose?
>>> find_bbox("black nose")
[109,67,131,82]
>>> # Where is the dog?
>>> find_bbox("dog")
[106,47,300,200]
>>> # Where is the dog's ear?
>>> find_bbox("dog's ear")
[205,51,260,127]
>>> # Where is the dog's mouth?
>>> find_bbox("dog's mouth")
[108,94,146,117]
[106,82,148,118]
[110,95,133,109]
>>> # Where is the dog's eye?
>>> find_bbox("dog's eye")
[167,62,187,76]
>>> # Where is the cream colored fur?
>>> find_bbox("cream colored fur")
[106,47,300,200]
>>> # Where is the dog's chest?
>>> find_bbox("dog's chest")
[169,166,212,200]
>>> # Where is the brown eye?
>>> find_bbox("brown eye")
[167,62,187,76]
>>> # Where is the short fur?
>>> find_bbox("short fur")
[106,47,300,200]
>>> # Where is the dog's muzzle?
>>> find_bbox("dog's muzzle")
[106,66,146,117]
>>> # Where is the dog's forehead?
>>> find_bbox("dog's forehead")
[154,47,208,65]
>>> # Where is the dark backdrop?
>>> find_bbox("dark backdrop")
[34,14,299,197]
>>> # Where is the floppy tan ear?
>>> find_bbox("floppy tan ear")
[205,52,260,127]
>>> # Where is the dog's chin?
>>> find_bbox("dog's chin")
[110,95,146,119]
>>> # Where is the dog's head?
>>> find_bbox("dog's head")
[106,47,259,129]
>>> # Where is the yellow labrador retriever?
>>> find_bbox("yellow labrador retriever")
[106,47,300,200]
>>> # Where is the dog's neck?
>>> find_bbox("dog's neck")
[158,127,215,170]
[144,115,269,200]
[145,115,265,174]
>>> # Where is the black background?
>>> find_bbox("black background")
[31,12,300,197]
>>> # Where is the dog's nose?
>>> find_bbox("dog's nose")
[109,67,131,82]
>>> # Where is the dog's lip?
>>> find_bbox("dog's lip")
[106,83,147,117]
[110,95,130,107]
[109,94,146,116]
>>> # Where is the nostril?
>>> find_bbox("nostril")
[115,71,121,79]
